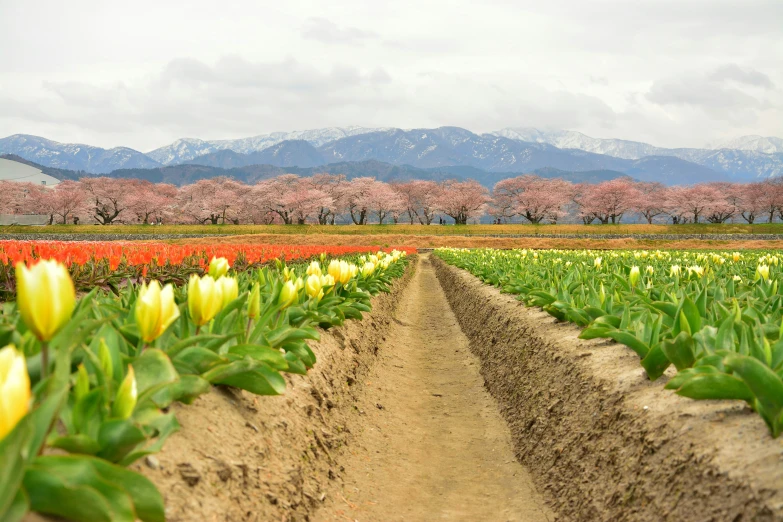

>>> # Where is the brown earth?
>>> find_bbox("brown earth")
[313,255,552,522]
[169,233,783,251]
[127,259,417,521]
[432,254,783,522]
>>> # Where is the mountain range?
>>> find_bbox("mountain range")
[1,127,782,184]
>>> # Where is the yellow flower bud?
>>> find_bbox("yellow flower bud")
[74,364,90,400]
[629,266,640,287]
[305,274,323,299]
[756,264,771,282]
[112,365,137,420]
[306,261,322,277]
[294,276,305,293]
[98,339,113,378]
[361,262,376,278]
[248,282,261,319]
[321,274,335,294]
[594,257,602,269]
[0,345,31,441]
[135,280,181,343]
[187,274,223,326]
[216,276,239,309]
[278,280,298,308]
[327,260,342,281]
[15,259,76,342]
[208,257,230,279]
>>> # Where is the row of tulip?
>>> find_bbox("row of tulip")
[0,241,416,299]
[0,248,409,522]
[435,247,783,437]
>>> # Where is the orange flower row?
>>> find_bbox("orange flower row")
[0,241,416,269]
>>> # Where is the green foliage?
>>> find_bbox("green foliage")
[435,247,783,437]
[0,250,409,521]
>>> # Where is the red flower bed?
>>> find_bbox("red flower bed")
[0,241,416,268]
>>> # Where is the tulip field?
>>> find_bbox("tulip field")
[435,247,783,438]
[0,241,410,522]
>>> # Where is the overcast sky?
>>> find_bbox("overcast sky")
[1,0,781,152]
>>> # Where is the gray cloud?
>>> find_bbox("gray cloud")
[0,0,781,150]
[302,17,379,45]
[709,64,775,89]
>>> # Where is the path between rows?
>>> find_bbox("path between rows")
[315,254,552,522]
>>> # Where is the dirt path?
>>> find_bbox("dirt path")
[315,255,552,522]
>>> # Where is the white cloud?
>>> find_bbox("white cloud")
[0,0,780,150]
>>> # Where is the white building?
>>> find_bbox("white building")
[0,158,61,187]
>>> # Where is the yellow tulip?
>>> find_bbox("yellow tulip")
[187,274,223,326]
[15,259,76,342]
[278,280,298,308]
[305,274,323,299]
[0,345,31,441]
[306,261,322,277]
[135,280,180,343]
[321,274,335,294]
[208,257,230,279]
[248,282,261,319]
[348,264,359,279]
[112,365,137,420]
[629,266,640,287]
[756,264,771,282]
[327,260,342,281]
[361,262,376,278]
[216,276,239,308]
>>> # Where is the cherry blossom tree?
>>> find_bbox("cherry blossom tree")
[305,174,347,224]
[177,177,246,224]
[391,180,439,225]
[491,175,573,224]
[633,182,669,224]
[365,182,405,224]
[665,184,722,224]
[31,181,88,225]
[577,178,641,224]
[435,180,489,225]
[126,182,178,224]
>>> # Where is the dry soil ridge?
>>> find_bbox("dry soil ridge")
[432,254,783,522]
[313,254,552,521]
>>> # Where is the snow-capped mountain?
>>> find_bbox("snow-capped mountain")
[147,126,388,165]
[492,127,783,180]
[705,135,783,154]
[0,134,160,173]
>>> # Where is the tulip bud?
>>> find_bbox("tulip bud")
[670,265,681,277]
[278,280,298,308]
[321,274,335,294]
[361,262,376,278]
[208,257,230,279]
[594,257,602,269]
[629,266,640,287]
[135,280,181,343]
[188,274,224,326]
[294,276,305,293]
[348,264,359,279]
[0,345,31,441]
[112,365,137,420]
[307,261,322,277]
[248,282,261,319]
[74,364,90,400]
[756,264,771,282]
[305,274,323,299]
[216,276,239,309]
[15,259,76,341]
[98,339,113,378]
[328,260,342,281]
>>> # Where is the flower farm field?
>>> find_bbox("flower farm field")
[5,241,783,522]
[4,222,783,237]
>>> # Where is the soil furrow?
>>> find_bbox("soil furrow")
[315,254,551,522]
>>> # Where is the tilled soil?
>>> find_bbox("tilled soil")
[170,233,783,251]
[313,255,552,522]
[432,255,783,522]
[128,260,417,521]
